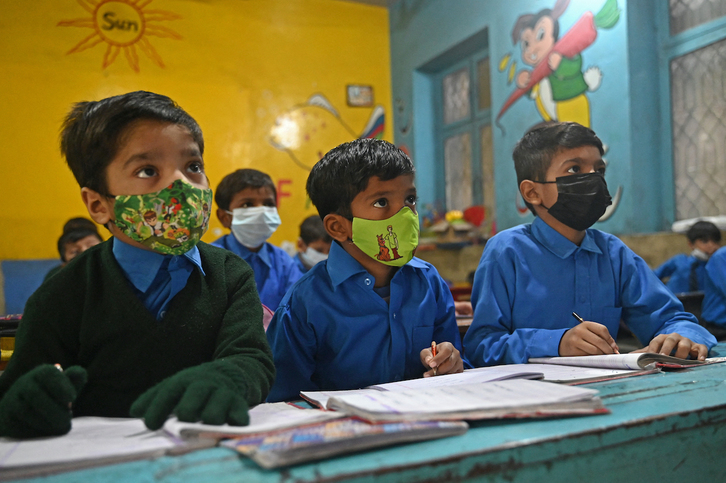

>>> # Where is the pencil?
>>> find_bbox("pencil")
[571,312,585,324]
[431,341,437,376]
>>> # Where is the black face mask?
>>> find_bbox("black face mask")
[536,172,612,231]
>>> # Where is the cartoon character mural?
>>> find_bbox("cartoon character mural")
[269,94,385,171]
[497,0,620,128]
[497,0,623,220]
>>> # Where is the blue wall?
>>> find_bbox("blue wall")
[390,0,671,234]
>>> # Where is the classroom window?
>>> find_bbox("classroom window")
[435,49,494,232]
[670,0,726,35]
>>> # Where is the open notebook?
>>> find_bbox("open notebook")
[529,354,726,370]
[325,379,607,423]
[301,365,544,409]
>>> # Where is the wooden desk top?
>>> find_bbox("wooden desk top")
[27,344,726,482]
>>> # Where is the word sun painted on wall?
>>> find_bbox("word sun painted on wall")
[58,0,182,72]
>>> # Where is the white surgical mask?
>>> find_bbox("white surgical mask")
[691,248,710,261]
[227,206,281,249]
[299,246,328,269]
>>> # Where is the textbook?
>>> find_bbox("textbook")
[222,418,468,469]
[523,363,659,384]
[325,379,607,423]
[529,353,726,371]
[301,365,544,409]
[163,402,345,439]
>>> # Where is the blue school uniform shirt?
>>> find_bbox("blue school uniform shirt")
[653,254,707,294]
[112,237,204,320]
[265,241,463,402]
[464,217,716,366]
[211,234,302,310]
[702,247,726,325]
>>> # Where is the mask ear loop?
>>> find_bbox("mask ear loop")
[530,179,557,212]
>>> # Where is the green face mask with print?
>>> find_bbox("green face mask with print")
[351,206,419,267]
[112,179,213,256]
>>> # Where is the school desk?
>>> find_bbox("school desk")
[20,343,726,482]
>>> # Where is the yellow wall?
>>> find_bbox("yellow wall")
[0,0,391,259]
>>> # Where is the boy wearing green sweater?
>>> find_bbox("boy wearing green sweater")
[0,91,275,438]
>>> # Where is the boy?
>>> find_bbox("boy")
[464,122,716,366]
[294,215,332,273]
[0,91,274,439]
[654,221,721,294]
[700,247,726,339]
[45,220,103,281]
[212,169,303,310]
[266,139,464,402]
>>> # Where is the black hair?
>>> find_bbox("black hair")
[687,221,721,244]
[214,169,277,211]
[57,229,103,262]
[306,138,415,219]
[513,122,604,215]
[299,215,332,244]
[62,217,98,235]
[60,91,203,195]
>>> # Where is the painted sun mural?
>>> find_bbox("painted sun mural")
[58,0,182,72]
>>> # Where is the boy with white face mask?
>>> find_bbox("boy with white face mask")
[294,215,332,273]
[213,169,303,310]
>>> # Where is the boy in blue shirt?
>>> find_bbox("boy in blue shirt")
[700,246,726,339]
[212,169,303,310]
[0,91,274,438]
[294,215,332,273]
[266,139,464,401]
[654,221,721,294]
[465,122,716,366]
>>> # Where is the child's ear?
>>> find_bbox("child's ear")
[519,180,542,207]
[323,214,351,243]
[216,208,232,229]
[296,237,306,252]
[81,188,113,225]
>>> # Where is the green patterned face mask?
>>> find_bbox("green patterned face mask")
[351,206,419,267]
[112,179,213,255]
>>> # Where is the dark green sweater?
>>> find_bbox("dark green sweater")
[0,240,275,418]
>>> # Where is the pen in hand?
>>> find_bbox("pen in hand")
[431,341,438,376]
[571,312,620,354]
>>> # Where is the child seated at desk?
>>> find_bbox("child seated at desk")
[44,220,103,281]
[266,139,464,402]
[0,91,275,439]
[653,220,721,294]
[212,169,303,310]
[464,122,716,366]
[294,215,332,273]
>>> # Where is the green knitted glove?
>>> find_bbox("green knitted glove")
[130,364,250,430]
[0,364,87,439]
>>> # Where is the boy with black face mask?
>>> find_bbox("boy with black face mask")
[464,122,716,366]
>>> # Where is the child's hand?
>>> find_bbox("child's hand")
[559,321,620,356]
[516,70,531,89]
[548,52,563,70]
[420,342,464,377]
[454,301,473,316]
[0,364,87,439]
[130,362,250,430]
[631,333,708,361]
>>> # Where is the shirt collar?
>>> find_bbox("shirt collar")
[531,217,602,259]
[229,236,272,268]
[112,237,205,293]
[326,241,428,288]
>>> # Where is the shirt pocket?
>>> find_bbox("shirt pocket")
[412,326,434,353]
[596,307,623,336]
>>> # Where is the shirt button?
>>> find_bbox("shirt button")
[159,310,167,318]
[365,278,372,286]
[393,313,397,319]
[579,296,587,303]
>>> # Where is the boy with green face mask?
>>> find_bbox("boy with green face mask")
[266,139,465,402]
[0,91,275,439]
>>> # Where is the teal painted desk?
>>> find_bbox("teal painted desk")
[19,346,726,482]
